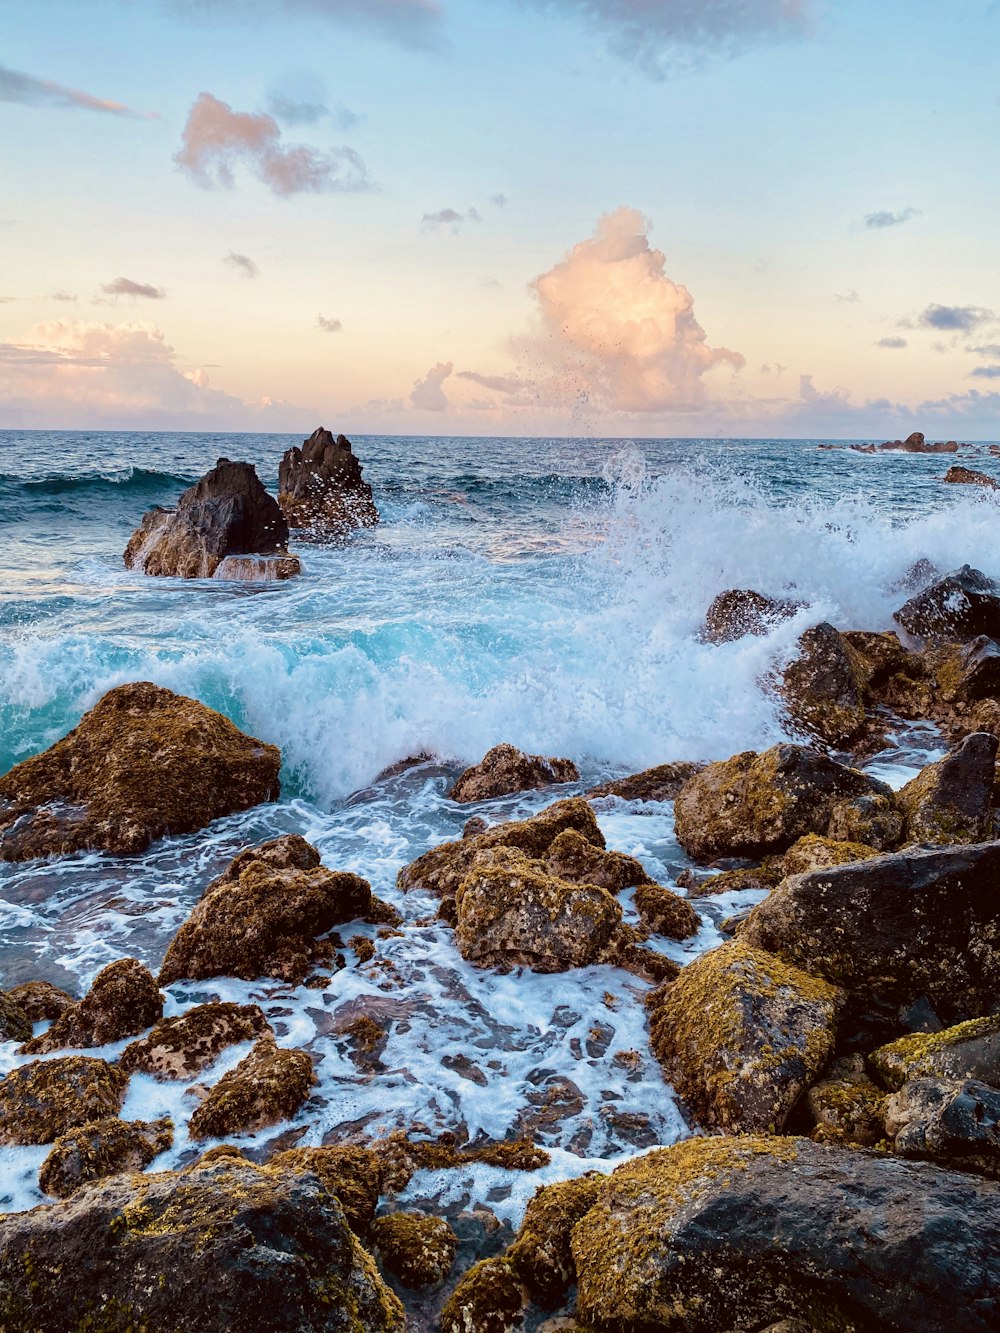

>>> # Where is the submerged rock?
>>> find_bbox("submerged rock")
[120,1002,271,1079]
[449,743,579,803]
[159,834,370,984]
[124,457,299,579]
[895,731,998,843]
[20,957,162,1054]
[0,682,281,861]
[944,464,998,488]
[893,564,1000,641]
[39,1116,174,1198]
[278,427,379,533]
[0,1157,405,1332]
[188,1035,315,1140]
[869,1015,1000,1090]
[587,759,704,802]
[0,1056,128,1144]
[780,622,868,745]
[702,589,803,643]
[370,1211,458,1287]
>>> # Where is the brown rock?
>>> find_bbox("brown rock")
[0,1056,128,1145]
[881,431,958,454]
[270,1144,384,1233]
[5,980,75,1021]
[39,1116,174,1198]
[633,883,699,939]
[781,622,868,745]
[507,1173,603,1307]
[806,1055,885,1147]
[825,792,903,849]
[20,958,162,1054]
[544,827,651,892]
[894,564,1000,641]
[120,1002,271,1079]
[896,732,998,844]
[448,742,579,803]
[188,1035,315,1140]
[702,589,803,644]
[370,1211,458,1287]
[0,682,281,861]
[439,1257,525,1333]
[944,465,998,488]
[587,760,704,802]
[779,832,881,876]
[278,427,379,533]
[0,992,31,1043]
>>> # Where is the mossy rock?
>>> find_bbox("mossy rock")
[270,1145,383,1233]
[449,743,579,803]
[0,992,31,1043]
[587,760,705,802]
[506,1173,603,1307]
[0,1055,128,1145]
[895,732,997,845]
[5,980,75,1021]
[780,833,880,877]
[545,828,651,892]
[439,1256,525,1333]
[39,1116,174,1198]
[120,1002,271,1079]
[370,1210,458,1287]
[21,958,163,1054]
[633,883,699,940]
[686,864,785,898]
[869,1016,1000,1091]
[188,1036,315,1140]
[806,1057,885,1148]
[781,622,869,746]
[825,793,903,851]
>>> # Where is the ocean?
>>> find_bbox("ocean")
[1,428,999,1221]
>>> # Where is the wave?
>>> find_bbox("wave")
[0,467,192,498]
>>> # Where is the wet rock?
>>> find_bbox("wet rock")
[884,1077,1000,1172]
[120,1002,271,1079]
[21,957,162,1054]
[463,815,488,838]
[124,457,298,579]
[742,841,1000,1023]
[39,1116,174,1198]
[439,1256,525,1333]
[780,622,868,745]
[587,759,704,802]
[0,992,31,1043]
[370,1211,458,1287]
[943,635,1000,703]
[806,1055,885,1147]
[891,558,941,594]
[633,883,699,940]
[572,1136,1000,1333]
[895,731,998,844]
[505,1173,603,1307]
[544,827,651,892]
[278,427,379,533]
[0,1056,128,1144]
[188,1035,314,1140]
[0,1157,405,1332]
[455,848,623,973]
[685,864,784,897]
[0,682,281,861]
[449,743,579,803]
[869,1015,1000,1090]
[779,832,881,876]
[5,980,75,1021]
[270,1144,384,1233]
[673,743,890,862]
[702,589,803,644]
[881,431,958,453]
[894,564,1000,641]
[649,939,842,1133]
[825,792,903,849]
[944,464,998,488]
[159,834,370,985]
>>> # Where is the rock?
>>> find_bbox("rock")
[454,848,624,973]
[891,558,941,594]
[39,1116,174,1198]
[571,1136,1000,1332]
[120,1002,272,1079]
[742,841,1000,1023]
[0,1157,405,1332]
[0,682,281,861]
[270,1145,384,1233]
[944,465,998,488]
[505,1173,603,1307]
[779,832,881,876]
[463,815,488,838]
[702,589,803,644]
[213,553,301,580]
[449,743,579,803]
[124,457,298,579]
[895,732,998,843]
[633,883,699,939]
[20,958,162,1054]
[869,1015,1000,1090]
[5,980,75,1021]
[650,939,843,1134]
[673,743,890,862]
[884,1077,1000,1172]
[278,427,379,533]
[587,760,705,801]
[187,1035,315,1140]
[943,635,1000,703]
[439,1256,525,1333]
[370,1211,458,1287]
[159,834,370,985]
[544,827,651,892]
[894,564,1000,641]
[780,622,868,746]
[0,992,31,1043]
[0,1056,128,1144]
[825,792,903,849]
[881,431,959,454]
[806,1055,885,1147]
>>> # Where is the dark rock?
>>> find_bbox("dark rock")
[120,1002,271,1079]
[370,1211,458,1287]
[439,1256,525,1333]
[0,682,281,861]
[884,1077,1000,1172]
[948,635,1000,702]
[825,792,903,849]
[869,1015,1000,1090]
[587,760,705,802]
[0,992,31,1043]
[896,732,998,844]
[891,557,941,593]
[806,1055,885,1147]
[780,622,868,745]
[634,883,699,940]
[187,1035,315,1140]
[39,1116,174,1198]
[702,589,803,644]
[881,431,959,454]
[894,564,1000,641]
[944,465,998,488]
[449,743,579,803]
[278,427,379,533]
[269,1145,384,1233]
[124,457,298,579]
[21,958,162,1054]
[5,980,75,1021]
[0,1056,127,1144]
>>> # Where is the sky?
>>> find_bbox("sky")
[1,0,999,438]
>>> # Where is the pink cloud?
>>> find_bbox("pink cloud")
[410,361,453,411]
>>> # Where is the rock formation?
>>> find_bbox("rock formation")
[20,958,162,1054]
[278,427,379,534]
[702,588,803,643]
[893,564,1000,641]
[944,464,998,488]
[448,743,579,803]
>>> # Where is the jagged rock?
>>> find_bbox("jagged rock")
[943,635,1000,703]
[187,1035,315,1140]
[869,1015,1000,1090]
[544,827,651,892]
[20,958,162,1054]
[649,939,843,1133]
[506,1174,603,1307]
[781,622,868,745]
[269,1145,384,1233]
[278,427,379,533]
[39,1116,174,1197]
[439,1256,525,1333]
[370,1211,458,1287]
[884,1077,1000,1173]
[673,743,890,862]
[825,792,903,849]
[806,1055,885,1147]
[891,558,941,593]
[0,682,281,861]
[0,1157,405,1332]
[587,760,705,801]
[880,431,958,453]
[894,564,1000,641]
[5,980,75,1021]
[159,834,370,984]
[449,743,579,803]
[742,841,1000,1022]
[945,465,998,488]
[120,1002,271,1079]
[702,589,803,644]
[895,732,998,843]
[571,1136,1000,1332]
[634,883,699,940]
[0,1056,127,1144]
[0,992,31,1043]
[124,457,298,579]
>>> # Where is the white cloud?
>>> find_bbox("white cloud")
[410,360,453,411]
[421,206,481,231]
[864,207,919,229]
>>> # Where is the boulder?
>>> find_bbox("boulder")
[884,1077,1000,1173]
[0,1056,127,1144]
[159,834,370,985]
[505,1174,603,1307]
[5,980,75,1021]
[649,939,843,1133]
[0,682,281,861]
[895,732,998,843]
[571,1136,1000,1332]
[124,457,299,579]
[779,832,881,876]
[673,743,890,862]
[439,1257,525,1333]
[187,1035,314,1140]
[893,564,1000,641]
[944,465,998,488]
[869,1015,1000,1090]
[780,622,868,746]
[587,760,704,801]
[269,1145,384,1234]
[942,635,1000,703]
[39,1116,174,1198]
[20,958,162,1054]
[633,883,699,940]
[448,743,579,803]
[806,1055,885,1147]
[881,431,958,453]
[120,1002,271,1079]
[544,827,651,892]
[278,427,379,533]
[702,589,803,644]
[825,792,903,849]
[0,992,31,1043]
[369,1211,458,1287]
[0,1158,405,1332]
[742,841,1000,1022]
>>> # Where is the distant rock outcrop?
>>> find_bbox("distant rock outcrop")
[124,458,299,580]
[278,427,379,534]
[851,432,959,455]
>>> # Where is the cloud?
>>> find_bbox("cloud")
[877,336,907,349]
[920,303,995,333]
[410,360,452,411]
[267,86,362,130]
[175,92,373,197]
[968,343,1000,359]
[971,366,1000,379]
[457,370,532,394]
[864,207,919,229]
[162,0,444,49]
[317,315,343,332]
[52,290,78,302]
[835,289,860,303]
[102,277,166,300]
[491,192,507,208]
[421,206,481,231]
[223,252,260,278]
[0,63,147,117]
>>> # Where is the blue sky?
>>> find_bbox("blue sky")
[2,0,999,436]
